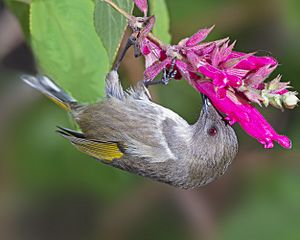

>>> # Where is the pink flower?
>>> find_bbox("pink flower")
[143,26,215,83]
[139,25,296,149]
[133,0,148,16]
[141,37,164,68]
[193,80,292,149]
[187,40,279,101]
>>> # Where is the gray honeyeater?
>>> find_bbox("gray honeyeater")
[21,70,238,189]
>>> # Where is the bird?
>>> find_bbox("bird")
[21,70,238,189]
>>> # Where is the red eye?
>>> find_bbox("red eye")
[208,127,217,136]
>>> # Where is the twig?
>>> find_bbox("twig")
[102,0,168,50]
[102,0,133,20]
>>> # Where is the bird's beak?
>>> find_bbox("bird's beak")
[201,94,211,113]
[201,94,227,123]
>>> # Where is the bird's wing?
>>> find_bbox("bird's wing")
[57,127,126,161]
[77,97,190,163]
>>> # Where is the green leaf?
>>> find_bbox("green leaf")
[4,0,30,39]
[94,0,134,68]
[149,0,171,44]
[30,0,109,103]
[14,0,31,4]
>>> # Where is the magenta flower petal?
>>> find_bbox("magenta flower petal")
[175,59,193,82]
[186,51,206,69]
[138,22,294,148]
[215,87,227,99]
[133,0,148,16]
[247,55,277,67]
[212,74,227,89]
[245,65,277,89]
[219,40,236,59]
[225,68,249,79]
[185,26,215,47]
[225,116,237,125]
[193,80,292,149]
[275,89,289,95]
[209,40,235,67]
[141,38,162,67]
[139,16,155,38]
[222,53,255,69]
[193,42,216,56]
[142,45,151,55]
[211,46,223,67]
[198,65,224,84]
[226,74,242,88]
[234,53,277,70]
[144,58,170,81]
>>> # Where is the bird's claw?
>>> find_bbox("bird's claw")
[163,58,177,83]
[147,57,177,87]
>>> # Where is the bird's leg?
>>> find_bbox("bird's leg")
[144,79,165,87]
[113,35,137,71]
[162,58,177,84]
[144,58,177,88]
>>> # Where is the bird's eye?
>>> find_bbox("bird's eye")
[208,127,217,136]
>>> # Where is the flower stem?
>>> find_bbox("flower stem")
[102,0,168,50]
[148,33,167,50]
[102,0,133,20]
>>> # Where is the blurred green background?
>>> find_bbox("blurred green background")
[0,0,299,239]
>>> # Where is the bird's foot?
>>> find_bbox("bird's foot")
[144,58,177,88]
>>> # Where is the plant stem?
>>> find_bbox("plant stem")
[102,0,168,50]
[148,33,167,50]
[102,0,133,20]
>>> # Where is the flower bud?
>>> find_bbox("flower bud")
[283,93,299,109]
[262,96,269,107]
[269,95,283,110]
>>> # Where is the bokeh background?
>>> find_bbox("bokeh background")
[0,0,300,239]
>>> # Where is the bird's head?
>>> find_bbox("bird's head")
[196,94,237,144]
[187,94,239,187]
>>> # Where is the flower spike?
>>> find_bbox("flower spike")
[109,1,297,149]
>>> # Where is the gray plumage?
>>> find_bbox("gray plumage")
[21,71,238,189]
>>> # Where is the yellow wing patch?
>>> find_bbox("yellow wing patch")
[46,95,71,111]
[71,139,124,161]
[57,126,124,161]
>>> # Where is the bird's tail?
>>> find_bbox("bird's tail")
[21,75,77,111]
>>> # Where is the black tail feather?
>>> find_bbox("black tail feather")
[56,126,85,138]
